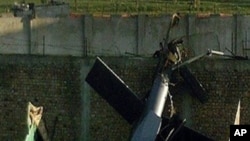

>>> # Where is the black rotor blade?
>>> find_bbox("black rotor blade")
[85,57,144,124]
[156,117,214,141]
[179,66,208,103]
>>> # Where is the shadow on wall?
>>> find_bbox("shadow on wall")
[0,15,85,56]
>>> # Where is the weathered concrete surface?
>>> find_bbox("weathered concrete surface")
[35,4,70,18]
[31,17,84,56]
[188,15,229,54]
[0,17,29,54]
[1,14,250,57]
[89,15,137,56]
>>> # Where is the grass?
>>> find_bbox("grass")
[70,1,250,15]
[1,0,250,15]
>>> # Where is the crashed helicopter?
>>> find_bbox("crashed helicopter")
[85,14,246,141]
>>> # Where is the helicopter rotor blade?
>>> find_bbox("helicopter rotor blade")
[85,57,144,124]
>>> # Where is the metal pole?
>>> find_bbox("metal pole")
[231,32,234,54]
[246,31,248,56]
[137,0,139,14]
[74,0,77,11]
[43,35,45,56]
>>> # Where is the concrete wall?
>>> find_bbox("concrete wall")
[35,4,70,18]
[31,17,84,56]
[87,15,137,56]
[1,55,250,141]
[1,14,250,57]
[0,17,30,54]
[188,15,232,54]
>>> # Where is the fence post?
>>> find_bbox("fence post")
[74,0,77,11]
[166,2,168,14]
[137,0,139,14]
[43,35,45,56]
[86,2,89,14]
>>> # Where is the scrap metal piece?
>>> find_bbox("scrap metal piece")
[25,102,50,141]
[27,102,43,128]
[25,102,43,141]
[234,100,241,125]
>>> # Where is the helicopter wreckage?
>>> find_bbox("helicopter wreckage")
[86,50,225,141]
[85,13,249,141]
